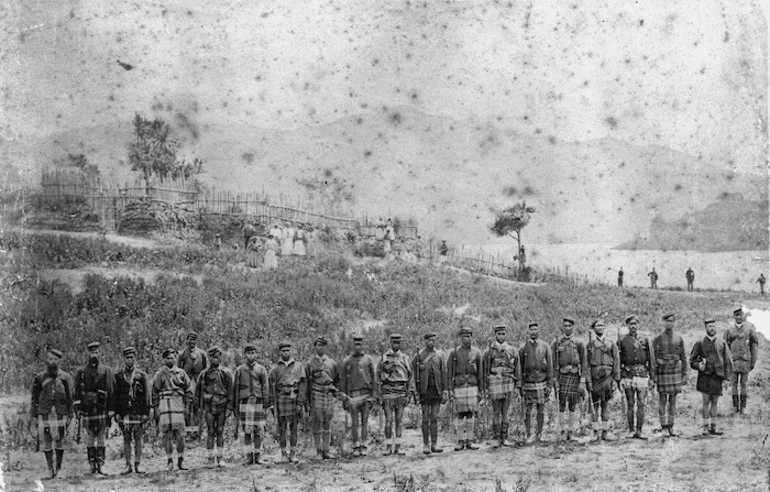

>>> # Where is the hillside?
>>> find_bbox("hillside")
[14,106,766,246]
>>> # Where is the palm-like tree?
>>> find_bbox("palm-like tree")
[491,201,536,268]
[128,113,179,185]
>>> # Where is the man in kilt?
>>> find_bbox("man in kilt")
[31,348,74,480]
[691,318,733,435]
[448,327,484,451]
[586,319,620,441]
[151,348,194,471]
[232,344,269,465]
[269,341,307,463]
[518,322,554,444]
[618,315,654,439]
[377,333,416,456]
[74,342,115,476]
[652,313,688,437]
[413,332,448,454]
[725,307,758,414]
[340,335,378,457]
[197,346,233,467]
[113,346,151,475]
[305,336,340,459]
[177,331,208,439]
[552,317,588,441]
[483,325,520,448]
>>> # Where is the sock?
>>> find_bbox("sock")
[559,412,565,431]
[567,412,575,432]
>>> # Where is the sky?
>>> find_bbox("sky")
[4,0,767,176]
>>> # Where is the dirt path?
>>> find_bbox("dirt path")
[38,267,204,294]
[12,227,163,249]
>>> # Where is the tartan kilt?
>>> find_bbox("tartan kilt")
[621,376,648,391]
[310,387,336,420]
[239,398,266,432]
[591,374,615,403]
[158,395,186,432]
[81,409,108,434]
[655,365,685,394]
[696,372,724,396]
[120,414,145,434]
[488,375,516,400]
[558,373,583,403]
[276,392,300,418]
[523,381,550,405]
[203,394,230,416]
[453,385,479,414]
[38,409,67,441]
[382,382,408,410]
[348,389,372,409]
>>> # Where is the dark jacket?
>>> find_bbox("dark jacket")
[412,348,448,396]
[447,345,483,390]
[74,363,115,413]
[113,366,151,417]
[690,336,733,380]
[31,369,74,417]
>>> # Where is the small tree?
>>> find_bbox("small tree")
[491,201,536,269]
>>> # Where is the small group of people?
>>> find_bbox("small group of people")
[616,267,766,294]
[373,218,397,254]
[240,220,316,270]
[30,308,758,480]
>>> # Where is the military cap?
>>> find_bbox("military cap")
[591,319,605,329]
[390,334,403,341]
[186,331,199,340]
[314,336,328,346]
[493,325,507,333]
[704,317,716,326]
[48,349,63,359]
[733,307,744,316]
[562,317,575,326]
[528,322,539,328]
[662,313,675,321]
[122,346,136,357]
[87,342,101,350]
[624,315,639,324]
[243,344,257,353]
[162,348,177,358]
[278,341,292,350]
[423,332,437,340]
[207,346,221,357]
[352,335,364,343]
[459,327,473,336]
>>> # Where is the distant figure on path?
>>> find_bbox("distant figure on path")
[686,267,694,291]
[757,273,766,296]
[438,240,448,266]
[648,268,658,289]
[617,267,624,288]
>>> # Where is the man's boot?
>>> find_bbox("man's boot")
[288,449,297,463]
[500,423,509,447]
[394,443,405,456]
[430,421,443,453]
[55,449,64,477]
[732,395,740,413]
[385,443,394,455]
[95,447,107,476]
[702,424,711,436]
[134,462,144,474]
[359,445,368,457]
[741,395,748,414]
[243,451,254,466]
[535,413,545,443]
[87,447,97,474]
[166,458,174,472]
[177,457,189,471]
[322,431,333,459]
[43,450,56,480]
[253,451,263,465]
[313,432,322,458]
[667,425,679,438]
[120,462,133,475]
[710,423,723,436]
[491,424,501,448]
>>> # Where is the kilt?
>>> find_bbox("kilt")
[38,408,67,443]
[696,373,724,396]
[488,374,516,400]
[158,395,186,432]
[120,413,145,434]
[423,384,442,405]
[348,389,371,409]
[523,381,550,405]
[655,365,685,394]
[558,373,583,402]
[203,395,229,416]
[275,392,300,418]
[81,410,108,434]
[591,373,615,403]
[310,387,335,420]
[621,376,648,391]
[381,382,408,410]
[239,397,266,432]
[453,385,479,414]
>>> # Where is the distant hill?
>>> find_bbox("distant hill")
[10,106,766,246]
[616,193,769,252]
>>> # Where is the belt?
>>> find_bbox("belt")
[382,381,407,386]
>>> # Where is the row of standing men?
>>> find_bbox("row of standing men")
[30,307,758,480]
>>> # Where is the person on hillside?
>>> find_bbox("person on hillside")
[177,331,208,439]
[448,327,484,451]
[691,318,733,436]
[232,344,269,465]
[724,307,759,414]
[305,337,340,460]
[648,268,658,289]
[271,224,282,245]
[378,333,416,455]
[757,273,766,296]
[552,317,588,441]
[617,267,624,288]
[618,315,654,439]
[586,319,620,441]
[686,267,695,291]
[151,348,194,471]
[293,223,307,257]
[74,341,115,476]
[214,233,222,252]
[281,222,295,257]
[268,341,307,463]
[305,224,317,258]
[242,221,256,250]
[247,235,262,268]
[30,348,74,480]
[652,314,688,437]
[340,335,378,457]
[263,233,279,270]
[483,325,520,448]
[113,346,151,475]
[438,240,449,266]
[413,332,448,454]
[196,346,233,467]
[384,219,395,254]
[374,218,385,241]
[519,322,554,444]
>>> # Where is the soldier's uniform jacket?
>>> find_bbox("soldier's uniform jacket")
[74,363,115,414]
[177,347,208,385]
[305,354,340,395]
[269,359,307,405]
[412,348,448,396]
[725,322,759,373]
[552,336,588,381]
[518,339,554,383]
[31,369,74,417]
[651,332,687,378]
[339,353,378,398]
[482,342,520,390]
[586,335,620,383]
[447,345,483,390]
[377,350,416,393]
[690,336,733,379]
[114,366,150,417]
[232,362,269,404]
[196,364,233,411]
[617,334,654,378]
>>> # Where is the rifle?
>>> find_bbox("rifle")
[76,415,82,444]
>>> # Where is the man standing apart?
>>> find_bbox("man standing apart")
[114,347,151,475]
[378,334,416,455]
[269,341,307,463]
[686,268,695,291]
[232,344,269,465]
[725,307,758,414]
[413,332,448,454]
[448,327,484,451]
[31,349,74,480]
[197,346,233,467]
[648,268,658,289]
[519,322,554,444]
[483,325,520,448]
[177,331,208,439]
[586,319,620,441]
[305,337,340,459]
[652,314,688,437]
[552,317,588,441]
[618,315,655,439]
[340,335,378,457]
[617,267,624,288]
[74,342,114,476]
[151,348,194,471]
[758,273,766,296]
[691,318,733,435]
